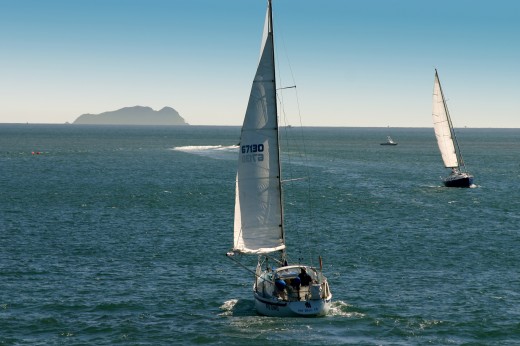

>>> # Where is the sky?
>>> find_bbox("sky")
[1,0,519,127]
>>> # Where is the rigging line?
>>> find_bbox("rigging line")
[272,6,318,268]
[274,23,315,245]
[225,253,274,284]
[287,77,320,268]
[263,253,286,266]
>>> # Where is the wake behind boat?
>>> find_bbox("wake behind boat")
[432,69,474,188]
[226,0,332,317]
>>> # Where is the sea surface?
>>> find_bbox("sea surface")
[1,124,519,345]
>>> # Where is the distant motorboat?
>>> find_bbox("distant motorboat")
[380,136,398,146]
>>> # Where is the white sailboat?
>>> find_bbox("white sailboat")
[226,0,332,317]
[432,69,474,187]
[380,136,398,146]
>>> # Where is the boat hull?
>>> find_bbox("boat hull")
[443,173,474,188]
[253,264,332,317]
[254,292,331,317]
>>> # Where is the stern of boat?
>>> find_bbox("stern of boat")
[253,264,332,317]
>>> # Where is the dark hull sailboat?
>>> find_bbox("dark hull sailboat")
[432,69,474,188]
[444,171,474,188]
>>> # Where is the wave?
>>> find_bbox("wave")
[219,299,256,317]
[328,300,365,318]
[173,145,237,151]
[171,145,238,160]
[219,298,362,318]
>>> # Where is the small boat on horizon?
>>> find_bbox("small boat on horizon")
[380,136,398,146]
[432,69,474,188]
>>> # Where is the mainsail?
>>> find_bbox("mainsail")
[432,70,458,168]
[233,4,285,254]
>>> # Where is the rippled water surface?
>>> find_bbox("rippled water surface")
[1,125,519,345]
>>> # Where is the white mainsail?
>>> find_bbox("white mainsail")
[233,5,285,254]
[432,70,458,168]
[228,0,332,317]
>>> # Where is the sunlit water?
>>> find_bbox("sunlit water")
[1,125,519,345]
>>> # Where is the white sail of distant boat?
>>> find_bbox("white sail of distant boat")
[432,69,474,187]
[226,0,332,317]
[380,136,397,146]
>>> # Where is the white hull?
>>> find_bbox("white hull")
[229,1,334,318]
[254,292,331,317]
[253,264,332,317]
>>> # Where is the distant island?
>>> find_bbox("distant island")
[73,106,188,125]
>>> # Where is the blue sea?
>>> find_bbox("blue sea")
[1,124,519,345]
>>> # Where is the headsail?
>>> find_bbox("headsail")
[432,70,458,168]
[233,0,285,254]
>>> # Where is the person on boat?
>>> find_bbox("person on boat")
[290,277,301,288]
[298,268,312,286]
[274,278,287,299]
[288,277,302,300]
[275,278,286,291]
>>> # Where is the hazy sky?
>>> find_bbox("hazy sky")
[1,0,519,127]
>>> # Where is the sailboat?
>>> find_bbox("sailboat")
[380,136,398,146]
[226,0,332,317]
[432,69,474,188]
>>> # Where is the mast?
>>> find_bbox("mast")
[268,0,286,262]
[435,69,466,172]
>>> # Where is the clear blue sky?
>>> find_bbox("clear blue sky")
[1,0,519,127]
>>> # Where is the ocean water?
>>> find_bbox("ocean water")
[1,124,519,345]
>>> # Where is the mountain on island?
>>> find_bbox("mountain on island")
[73,106,188,125]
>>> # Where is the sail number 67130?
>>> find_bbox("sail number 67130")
[241,144,265,162]
[241,144,264,153]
